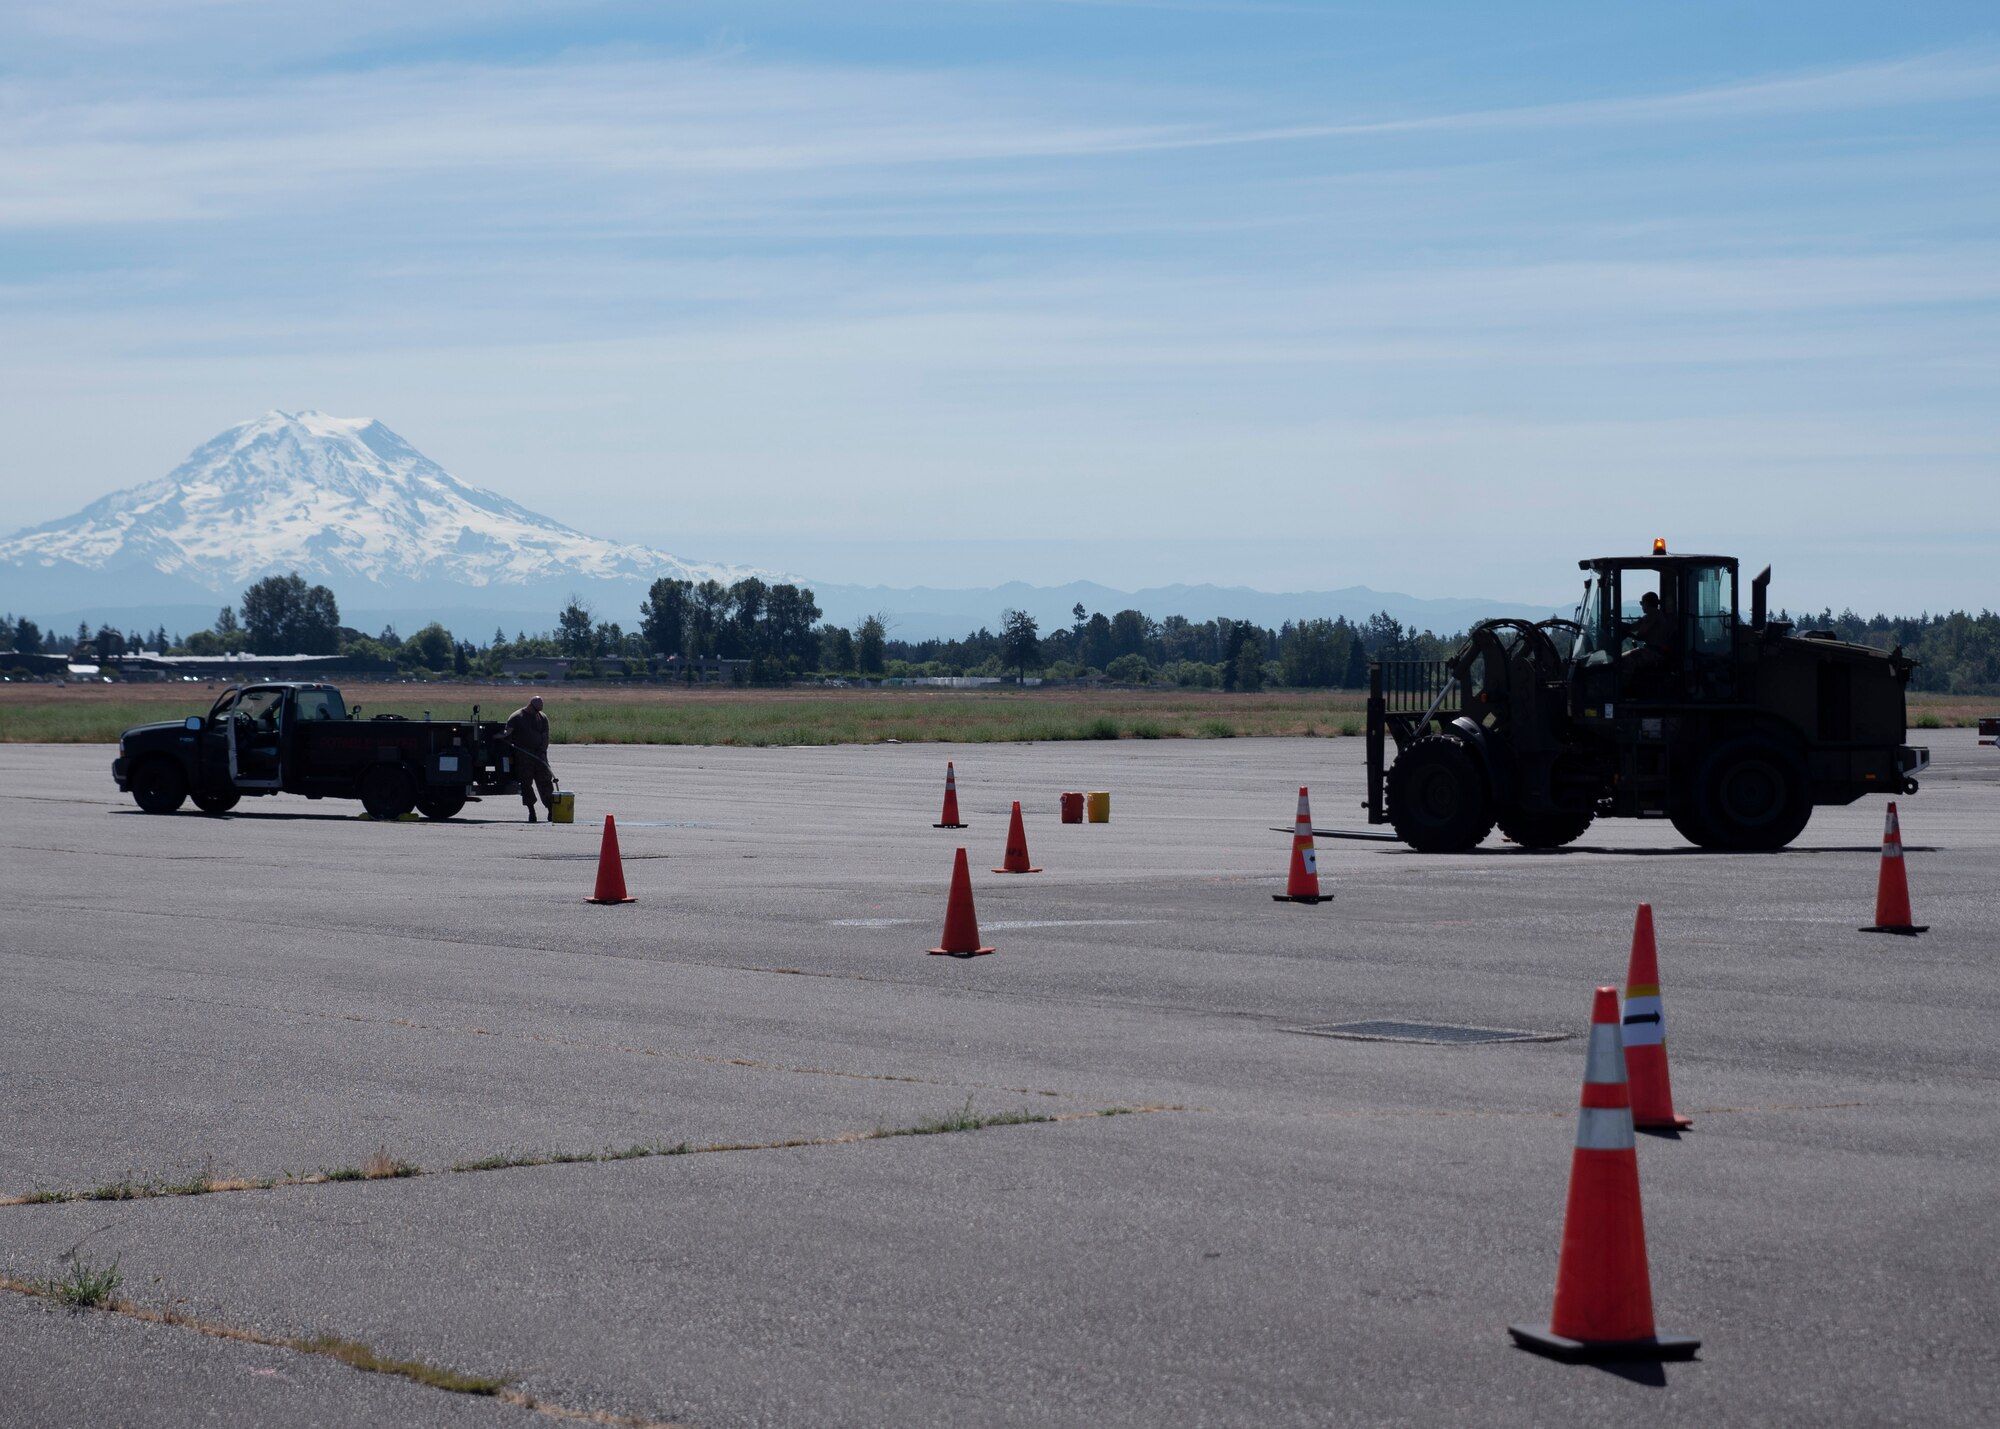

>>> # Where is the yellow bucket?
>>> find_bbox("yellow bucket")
[550,790,576,824]
[1086,790,1110,823]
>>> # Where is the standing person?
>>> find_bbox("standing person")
[506,694,555,822]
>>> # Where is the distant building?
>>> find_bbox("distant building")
[500,657,573,679]
[658,655,752,684]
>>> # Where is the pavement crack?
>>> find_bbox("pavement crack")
[1,1105,1186,1209]
[0,1273,689,1427]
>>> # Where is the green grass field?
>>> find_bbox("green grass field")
[0,683,1374,746]
[1,680,1983,747]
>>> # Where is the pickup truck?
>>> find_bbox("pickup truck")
[112,682,524,819]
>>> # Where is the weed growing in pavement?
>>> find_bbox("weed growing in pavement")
[85,1179,140,1202]
[362,1149,419,1180]
[19,1189,65,1205]
[450,1153,514,1173]
[321,1166,365,1182]
[1097,1107,1134,1117]
[38,1256,122,1309]
[882,1099,1056,1138]
[287,1335,507,1395]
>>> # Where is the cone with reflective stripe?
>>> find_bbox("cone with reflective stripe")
[1860,801,1927,935]
[1508,986,1699,1362]
[1273,785,1333,903]
[933,761,968,829]
[929,848,994,957]
[584,814,637,905]
[993,801,1042,874]
[1623,905,1691,1131]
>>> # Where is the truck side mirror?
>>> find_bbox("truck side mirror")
[1751,566,1772,629]
[184,716,202,731]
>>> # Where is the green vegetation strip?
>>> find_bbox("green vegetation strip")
[0,686,1374,745]
[5,682,1984,746]
[3,1104,1174,1207]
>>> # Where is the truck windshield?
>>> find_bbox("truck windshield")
[293,689,346,721]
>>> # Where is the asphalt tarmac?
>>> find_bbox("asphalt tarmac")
[1,730,1994,1427]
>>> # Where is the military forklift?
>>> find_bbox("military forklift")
[1366,543,1929,851]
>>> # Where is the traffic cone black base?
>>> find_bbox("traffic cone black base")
[1859,924,1928,936]
[1271,893,1335,904]
[1507,1326,1701,1363]
[934,822,969,830]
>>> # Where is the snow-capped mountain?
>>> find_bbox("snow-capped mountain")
[0,410,754,602]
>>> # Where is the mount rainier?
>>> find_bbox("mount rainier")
[0,411,753,616]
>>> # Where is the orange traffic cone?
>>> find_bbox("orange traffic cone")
[1273,785,1333,903]
[929,848,995,957]
[1860,801,1927,936]
[1508,986,1699,1362]
[585,814,636,904]
[933,761,968,829]
[993,801,1042,874]
[1622,905,1691,1131]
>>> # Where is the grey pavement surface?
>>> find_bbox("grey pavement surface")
[1,731,1995,1426]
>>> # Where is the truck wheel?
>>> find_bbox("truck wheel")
[1496,808,1594,849]
[1388,735,1494,852]
[416,789,467,821]
[359,765,418,820]
[191,791,241,815]
[1694,736,1811,851]
[130,758,188,815]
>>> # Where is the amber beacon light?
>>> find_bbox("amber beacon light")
[1652,537,1667,555]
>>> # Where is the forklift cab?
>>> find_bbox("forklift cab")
[1573,550,1739,709]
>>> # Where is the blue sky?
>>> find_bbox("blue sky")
[1,1,1995,610]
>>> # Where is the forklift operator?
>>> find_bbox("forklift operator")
[1623,591,1675,678]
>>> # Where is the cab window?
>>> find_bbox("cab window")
[234,688,284,728]
[293,688,346,721]
[1687,565,1735,658]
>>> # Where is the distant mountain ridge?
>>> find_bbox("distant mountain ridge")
[0,410,755,607]
[2,411,1556,642]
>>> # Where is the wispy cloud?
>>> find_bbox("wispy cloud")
[6,45,1996,229]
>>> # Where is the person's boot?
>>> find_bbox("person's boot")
[527,806,538,823]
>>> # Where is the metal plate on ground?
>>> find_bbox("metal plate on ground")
[1287,1020,1567,1045]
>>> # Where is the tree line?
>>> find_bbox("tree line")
[5,577,1998,693]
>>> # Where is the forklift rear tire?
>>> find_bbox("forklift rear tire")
[1495,807,1594,850]
[416,789,467,821]
[1668,804,1716,848]
[1388,735,1495,852]
[1693,736,1811,851]
[359,765,418,820]
[130,758,188,815]
[191,790,241,815]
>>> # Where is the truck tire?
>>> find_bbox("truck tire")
[191,790,241,815]
[1694,736,1811,851]
[359,765,418,820]
[1388,735,1494,852]
[416,789,467,821]
[130,758,188,815]
[1496,807,1594,850]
